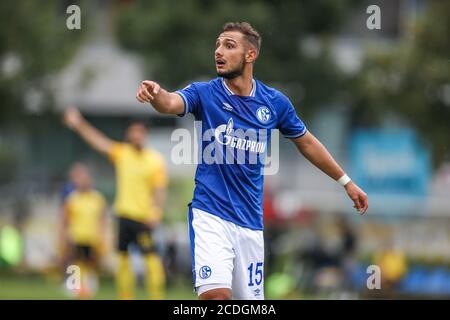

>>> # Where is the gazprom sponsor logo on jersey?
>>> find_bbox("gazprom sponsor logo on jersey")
[214,118,267,154]
[256,106,271,123]
[170,120,280,175]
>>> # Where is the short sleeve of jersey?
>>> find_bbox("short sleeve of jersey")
[150,154,169,189]
[276,93,307,139]
[108,142,125,163]
[175,83,201,117]
[61,183,75,203]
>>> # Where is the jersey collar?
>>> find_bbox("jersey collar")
[221,78,256,97]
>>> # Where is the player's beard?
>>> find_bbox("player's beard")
[217,57,245,79]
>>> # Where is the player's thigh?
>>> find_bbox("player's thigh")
[72,245,93,263]
[232,227,265,300]
[71,244,85,261]
[199,287,232,300]
[135,222,156,255]
[85,245,99,266]
[189,207,235,292]
[116,217,133,252]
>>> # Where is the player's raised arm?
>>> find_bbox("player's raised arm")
[291,131,369,215]
[136,80,185,115]
[63,107,114,156]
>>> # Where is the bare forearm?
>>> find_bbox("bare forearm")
[73,119,112,155]
[149,89,179,114]
[153,188,166,213]
[136,80,184,114]
[293,132,345,181]
[303,143,344,180]
[61,207,69,240]
[99,212,107,242]
[293,132,369,214]
[150,188,166,225]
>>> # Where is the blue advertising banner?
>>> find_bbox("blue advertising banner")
[350,128,431,212]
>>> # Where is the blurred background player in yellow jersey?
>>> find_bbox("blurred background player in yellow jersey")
[62,162,107,299]
[59,162,83,271]
[63,107,168,300]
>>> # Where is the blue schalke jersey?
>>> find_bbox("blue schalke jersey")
[177,77,307,230]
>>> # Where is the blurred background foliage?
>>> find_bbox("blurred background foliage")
[0,0,89,185]
[0,0,87,125]
[350,1,450,166]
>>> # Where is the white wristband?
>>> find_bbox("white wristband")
[337,174,351,186]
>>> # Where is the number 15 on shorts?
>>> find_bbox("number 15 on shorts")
[247,262,263,286]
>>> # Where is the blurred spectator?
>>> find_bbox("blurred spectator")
[336,215,357,292]
[60,162,86,202]
[373,240,408,296]
[59,162,86,269]
[296,213,358,296]
[263,184,280,275]
[61,163,107,299]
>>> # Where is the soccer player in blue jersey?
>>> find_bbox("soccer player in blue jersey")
[136,22,368,300]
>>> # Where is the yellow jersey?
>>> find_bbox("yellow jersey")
[65,190,106,246]
[108,143,168,223]
[374,250,408,281]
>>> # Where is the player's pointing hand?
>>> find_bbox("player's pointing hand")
[136,80,161,103]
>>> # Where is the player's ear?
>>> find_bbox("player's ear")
[246,48,257,63]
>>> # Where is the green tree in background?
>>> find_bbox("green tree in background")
[350,0,450,166]
[115,0,358,118]
[0,1,86,125]
[0,1,88,184]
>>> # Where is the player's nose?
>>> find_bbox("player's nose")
[215,47,224,58]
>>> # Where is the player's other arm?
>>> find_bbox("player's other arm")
[151,187,166,226]
[98,200,108,254]
[59,201,70,260]
[148,158,168,227]
[63,107,114,156]
[292,131,368,214]
[61,202,69,240]
[136,80,185,115]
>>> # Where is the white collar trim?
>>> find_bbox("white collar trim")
[221,78,256,97]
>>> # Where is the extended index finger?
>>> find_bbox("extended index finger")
[142,80,154,88]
